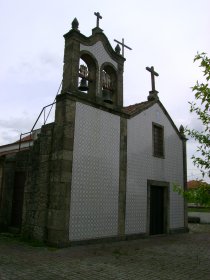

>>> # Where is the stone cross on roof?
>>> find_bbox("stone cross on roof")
[146,66,159,93]
[94,12,102,28]
[114,38,132,57]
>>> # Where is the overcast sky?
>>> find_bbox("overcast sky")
[0,0,210,182]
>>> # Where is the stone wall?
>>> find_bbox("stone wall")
[22,123,54,241]
[0,150,29,230]
[46,94,76,246]
[5,94,76,246]
[188,212,210,224]
[0,155,15,229]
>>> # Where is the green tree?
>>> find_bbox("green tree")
[174,181,210,207]
[174,53,210,206]
[186,52,210,177]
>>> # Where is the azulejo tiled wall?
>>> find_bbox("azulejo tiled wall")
[69,102,120,241]
[126,103,184,234]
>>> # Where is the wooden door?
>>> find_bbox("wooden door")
[150,186,164,235]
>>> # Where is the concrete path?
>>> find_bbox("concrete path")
[0,224,210,280]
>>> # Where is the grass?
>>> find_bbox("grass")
[188,207,210,213]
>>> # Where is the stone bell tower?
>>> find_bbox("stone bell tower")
[44,15,127,245]
[60,15,125,109]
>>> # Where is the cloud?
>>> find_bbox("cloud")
[188,114,205,132]
[0,130,19,145]
[0,117,32,130]
[2,51,62,85]
[0,101,56,146]
[39,52,61,67]
[0,116,43,145]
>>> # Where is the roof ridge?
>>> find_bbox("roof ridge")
[122,100,152,115]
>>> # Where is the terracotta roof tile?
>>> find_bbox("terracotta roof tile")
[122,101,151,115]
[187,180,209,189]
[15,134,32,143]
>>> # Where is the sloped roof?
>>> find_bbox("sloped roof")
[187,180,210,189]
[122,99,184,140]
[15,134,32,143]
[122,101,152,115]
[0,133,35,157]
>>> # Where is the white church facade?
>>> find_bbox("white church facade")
[0,14,188,246]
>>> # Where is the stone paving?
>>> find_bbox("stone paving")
[0,224,210,280]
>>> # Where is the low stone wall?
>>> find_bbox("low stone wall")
[188,212,210,224]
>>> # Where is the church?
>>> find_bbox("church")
[0,14,188,246]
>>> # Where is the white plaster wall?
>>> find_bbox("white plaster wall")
[69,102,120,241]
[125,103,184,234]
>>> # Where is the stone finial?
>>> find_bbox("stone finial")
[115,44,121,54]
[114,38,132,57]
[72,18,79,30]
[179,125,185,135]
[147,91,159,101]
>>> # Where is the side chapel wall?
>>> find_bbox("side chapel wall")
[22,123,54,241]
[126,103,185,235]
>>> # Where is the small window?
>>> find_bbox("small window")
[153,123,164,158]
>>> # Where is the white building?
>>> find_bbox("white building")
[0,15,188,246]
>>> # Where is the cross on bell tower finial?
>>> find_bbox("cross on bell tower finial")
[114,38,132,57]
[94,12,102,28]
[146,66,159,101]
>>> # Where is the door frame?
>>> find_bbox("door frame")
[147,180,170,235]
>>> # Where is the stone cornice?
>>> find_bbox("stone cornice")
[63,29,125,65]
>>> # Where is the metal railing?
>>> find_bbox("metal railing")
[18,81,62,151]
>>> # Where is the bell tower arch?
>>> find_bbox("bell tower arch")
[60,16,126,109]
[78,52,98,98]
[101,62,117,104]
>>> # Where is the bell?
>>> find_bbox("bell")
[103,89,113,104]
[78,78,89,91]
